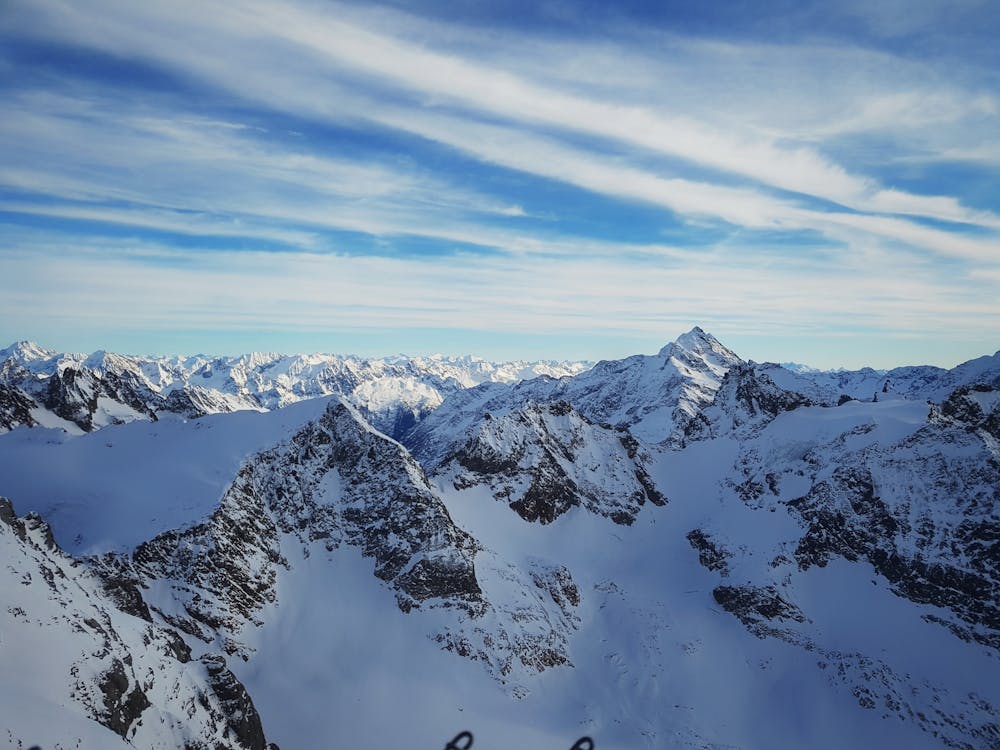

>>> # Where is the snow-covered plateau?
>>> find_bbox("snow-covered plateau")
[1,328,998,749]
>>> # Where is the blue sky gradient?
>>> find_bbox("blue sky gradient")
[1,0,998,367]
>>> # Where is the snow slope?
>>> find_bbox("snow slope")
[405,326,741,469]
[0,340,591,439]
[0,498,275,749]
[760,351,1000,405]
[0,396,336,555]
[1,329,998,749]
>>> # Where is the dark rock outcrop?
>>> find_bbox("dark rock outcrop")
[713,584,806,636]
[685,363,813,442]
[97,659,150,739]
[1,496,275,748]
[199,654,268,750]
[36,366,161,431]
[687,529,731,575]
[789,467,899,570]
[936,383,1000,440]
[43,366,102,430]
[0,381,38,431]
[783,393,1000,649]
[127,400,484,655]
[449,401,665,526]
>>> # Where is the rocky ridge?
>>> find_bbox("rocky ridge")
[683,363,814,442]
[1,395,585,746]
[0,497,274,749]
[114,401,482,652]
[404,326,742,469]
[2,330,1000,749]
[757,351,1000,406]
[103,399,580,685]
[0,340,591,439]
[445,400,665,525]
[678,374,1000,745]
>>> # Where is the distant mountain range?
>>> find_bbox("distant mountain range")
[1,328,998,749]
[0,341,590,438]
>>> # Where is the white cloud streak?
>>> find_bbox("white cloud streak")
[2,242,995,344]
[173,0,1000,226]
[1,0,998,362]
[8,0,1000,238]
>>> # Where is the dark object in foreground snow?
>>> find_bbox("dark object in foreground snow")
[444,731,595,749]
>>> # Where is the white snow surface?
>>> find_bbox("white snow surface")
[1,395,995,748]
[1,331,999,749]
[763,350,1000,404]
[406,326,742,469]
[0,340,591,437]
[0,501,274,749]
[0,396,336,554]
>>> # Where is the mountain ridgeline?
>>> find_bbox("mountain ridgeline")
[1,328,998,749]
[0,342,590,439]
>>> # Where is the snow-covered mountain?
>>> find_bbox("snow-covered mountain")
[443,400,666,525]
[0,341,591,439]
[404,326,741,469]
[758,353,1000,405]
[1,328,998,749]
[0,497,275,749]
[682,362,815,441]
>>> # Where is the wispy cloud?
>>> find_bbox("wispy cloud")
[2,240,994,362]
[0,0,997,364]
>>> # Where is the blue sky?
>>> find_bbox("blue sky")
[1,0,998,367]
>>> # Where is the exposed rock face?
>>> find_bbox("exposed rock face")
[98,567,154,622]
[97,369,163,419]
[294,404,482,607]
[433,556,582,684]
[0,497,272,749]
[43,366,102,430]
[199,654,268,750]
[811,649,999,748]
[784,393,1000,647]
[446,401,665,525]
[128,400,484,654]
[687,528,731,575]
[0,340,589,437]
[688,527,806,638]
[788,467,901,571]
[115,399,581,689]
[130,464,285,648]
[675,375,1000,748]
[97,658,151,739]
[531,562,581,613]
[0,380,37,431]
[757,350,1000,405]
[684,363,813,442]
[2,392,583,720]
[936,383,1000,440]
[32,365,161,432]
[157,385,250,419]
[712,584,806,635]
[688,514,999,748]
[405,326,741,468]
[712,383,1000,651]
[563,326,740,445]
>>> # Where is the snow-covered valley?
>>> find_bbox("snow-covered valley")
[1,329,998,749]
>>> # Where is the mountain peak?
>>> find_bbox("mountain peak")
[658,327,740,364]
[0,340,56,363]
